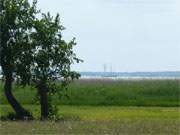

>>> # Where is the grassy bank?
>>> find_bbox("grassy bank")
[0,105,180,134]
[0,79,180,106]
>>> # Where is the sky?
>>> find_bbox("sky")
[31,0,180,72]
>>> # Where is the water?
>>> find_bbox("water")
[80,71,180,79]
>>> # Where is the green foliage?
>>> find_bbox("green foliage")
[0,0,37,78]
[29,12,82,118]
[0,0,81,88]
[30,12,81,85]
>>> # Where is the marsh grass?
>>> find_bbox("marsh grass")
[0,79,179,106]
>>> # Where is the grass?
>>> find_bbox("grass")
[0,105,180,135]
[1,105,179,120]
[1,119,179,135]
[0,79,180,106]
[0,79,180,134]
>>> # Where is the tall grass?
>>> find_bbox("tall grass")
[0,79,180,106]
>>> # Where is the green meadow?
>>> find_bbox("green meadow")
[0,79,180,134]
[0,105,180,134]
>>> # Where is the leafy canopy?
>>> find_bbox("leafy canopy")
[0,0,37,78]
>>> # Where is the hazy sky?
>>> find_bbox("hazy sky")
[32,0,180,72]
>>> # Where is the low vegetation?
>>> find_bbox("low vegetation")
[0,79,180,134]
[0,105,180,134]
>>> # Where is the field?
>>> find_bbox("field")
[0,105,180,134]
[0,78,180,134]
[0,78,180,106]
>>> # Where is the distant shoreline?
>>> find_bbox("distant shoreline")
[79,71,180,78]
[80,76,180,80]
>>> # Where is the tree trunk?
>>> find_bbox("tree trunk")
[37,82,49,119]
[4,73,33,119]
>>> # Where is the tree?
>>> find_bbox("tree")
[0,0,81,119]
[0,0,37,119]
[29,13,82,119]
